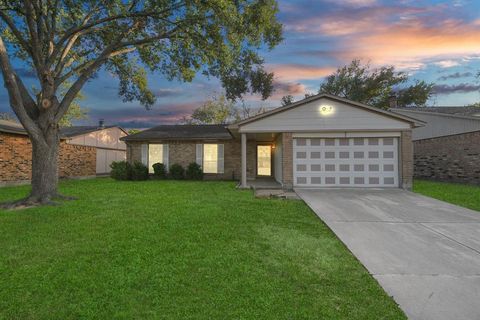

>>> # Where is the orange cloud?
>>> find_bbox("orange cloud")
[352,19,480,68]
[267,64,335,82]
[285,3,480,71]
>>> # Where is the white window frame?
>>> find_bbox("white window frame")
[143,144,169,173]
[196,143,224,174]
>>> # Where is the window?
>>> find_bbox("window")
[203,144,218,173]
[148,144,164,173]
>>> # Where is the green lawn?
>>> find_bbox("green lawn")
[414,179,480,212]
[0,179,405,319]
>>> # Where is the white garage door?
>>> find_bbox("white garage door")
[293,137,399,187]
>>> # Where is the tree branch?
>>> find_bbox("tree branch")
[0,11,32,55]
[56,1,185,49]
[23,1,43,71]
[0,36,42,141]
[55,22,142,122]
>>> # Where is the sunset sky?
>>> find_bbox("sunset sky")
[1,0,480,128]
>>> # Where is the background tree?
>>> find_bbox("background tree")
[280,94,293,106]
[127,129,141,135]
[0,0,282,206]
[1,85,88,126]
[182,93,268,124]
[0,112,17,121]
[57,84,88,127]
[319,60,433,109]
[184,94,236,124]
[235,101,268,120]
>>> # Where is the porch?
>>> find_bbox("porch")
[236,132,292,190]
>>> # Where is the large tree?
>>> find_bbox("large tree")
[0,0,282,206]
[319,60,434,109]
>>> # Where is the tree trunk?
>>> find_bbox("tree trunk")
[29,128,59,203]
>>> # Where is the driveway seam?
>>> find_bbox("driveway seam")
[419,223,480,256]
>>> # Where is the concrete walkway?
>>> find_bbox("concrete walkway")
[296,188,480,320]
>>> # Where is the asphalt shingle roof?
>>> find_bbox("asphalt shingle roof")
[0,120,26,135]
[393,106,480,117]
[0,121,120,138]
[121,125,232,141]
[59,126,116,137]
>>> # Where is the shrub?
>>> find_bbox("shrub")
[110,161,131,180]
[131,161,149,181]
[152,162,167,179]
[186,162,203,180]
[169,163,185,180]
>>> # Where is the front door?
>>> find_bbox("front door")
[257,145,272,176]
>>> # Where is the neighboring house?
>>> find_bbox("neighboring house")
[61,122,128,174]
[391,107,480,185]
[0,120,127,186]
[123,94,421,189]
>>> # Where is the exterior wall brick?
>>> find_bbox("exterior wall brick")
[281,133,293,189]
[0,132,96,185]
[58,143,96,178]
[413,131,480,185]
[400,130,414,190]
[126,140,256,180]
[0,132,32,182]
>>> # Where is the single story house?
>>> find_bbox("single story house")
[123,94,421,189]
[0,120,127,186]
[391,107,480,185]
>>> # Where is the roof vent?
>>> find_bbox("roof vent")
[98,119,105,128]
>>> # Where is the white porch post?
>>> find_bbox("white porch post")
[241,133,247,188]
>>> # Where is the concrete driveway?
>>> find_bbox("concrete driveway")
[296,188,480,320]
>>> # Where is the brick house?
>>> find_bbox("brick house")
[123,94,421,190]
[0,120,127,186]
[391,107,480,185]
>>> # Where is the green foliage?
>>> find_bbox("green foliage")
[58,83,88,126]
[184,94,237,124]
[131,161,149,181]
[319,60,434,109]
[152,163,167,179]
[281,95,294,106]
[185,162,204,180]
[59,102,88,127]
[396,80,434,108]
[2,0,282,108]
[110,161,148,181]
[128,129,141,135]
[109,161,132,181]
[184,94,268,124]
[169,163,185,180]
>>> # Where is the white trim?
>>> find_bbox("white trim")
[293,132,401,138]
[241,133,247,187]
[217,144,224,174]
[240,128,408,133]
[141,144,148,166]
[163,144,169,171]
[196,144,203,168]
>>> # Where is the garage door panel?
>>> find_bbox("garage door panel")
[294,137,398,187]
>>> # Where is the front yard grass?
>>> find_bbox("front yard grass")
[0,178,405,319]
[414,179,480,212]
